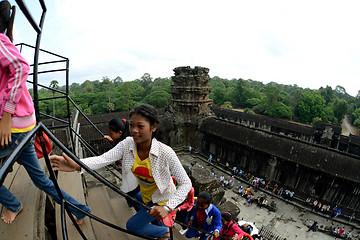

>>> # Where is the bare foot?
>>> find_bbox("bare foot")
[157,228,170,240]
[73,211,91,225]
[75,217,84,225]
[1,204,23,224]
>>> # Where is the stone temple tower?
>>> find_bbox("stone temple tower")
[170,66,213,122]
[160,66,213,148]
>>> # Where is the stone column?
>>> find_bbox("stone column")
[266,156,277,180]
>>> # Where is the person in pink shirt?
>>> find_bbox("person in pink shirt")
[215,212,253,240]
[0,0,90,224]
[339,227,345,236]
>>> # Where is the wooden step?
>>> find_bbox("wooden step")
[0,160,46,239]
[55,171,96,240]
[87,185,140,240]
[87,184,187,240]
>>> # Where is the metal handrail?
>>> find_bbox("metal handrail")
[1,1,162,239]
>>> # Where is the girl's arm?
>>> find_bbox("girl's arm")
[0,35,30,114]
[50,138,127,172]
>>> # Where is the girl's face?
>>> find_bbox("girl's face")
[221,217,229,225]
[108,128,122,142]
[129,113,157,146]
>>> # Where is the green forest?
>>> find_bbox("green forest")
[33,73,360,129]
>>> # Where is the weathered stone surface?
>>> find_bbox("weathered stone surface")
[190,165,225,205]
[218,201,241,218]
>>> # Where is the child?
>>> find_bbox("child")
[185,191,222,240]
[104,117,129,173]
[0,0,90,224]
[50,104,192,240]
[215,212,253,240]
[104,118,130,145]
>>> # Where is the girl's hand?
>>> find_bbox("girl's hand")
[103,135,114,143]
[0,112,12,148]
[148,205,168,220]
[49,153,81,172]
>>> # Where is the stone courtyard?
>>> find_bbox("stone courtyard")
[177,150,360,240]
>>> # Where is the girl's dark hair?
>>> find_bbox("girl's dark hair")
[108,118,130,143]
[221,212,233,222]
[198,191,212,204]
[129,104,159,138]
[0,1,15,42]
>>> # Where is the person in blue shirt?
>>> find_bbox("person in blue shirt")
[185,191,222,240]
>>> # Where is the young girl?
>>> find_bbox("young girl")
[0,0,90,224]
[214,212,253,240]
[50,104,192,240]
[104,117,130,173]
[104,118,130,145]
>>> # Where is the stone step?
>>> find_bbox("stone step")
[0,160,46,239]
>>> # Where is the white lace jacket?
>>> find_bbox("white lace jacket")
[81,137,192,210]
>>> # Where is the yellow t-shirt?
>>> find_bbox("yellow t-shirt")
[131,152,167,205]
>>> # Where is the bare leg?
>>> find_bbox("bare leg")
[1,204,23,224]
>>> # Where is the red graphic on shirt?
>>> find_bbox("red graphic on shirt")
[133,166,153,180]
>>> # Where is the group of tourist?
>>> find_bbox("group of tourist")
[213,173,235,189]
[207,157,359,239]
[332,226,352,239]
[305,198,349,221]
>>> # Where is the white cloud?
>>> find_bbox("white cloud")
[10,0,360,96]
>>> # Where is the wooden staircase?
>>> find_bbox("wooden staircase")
[0,160,47,240]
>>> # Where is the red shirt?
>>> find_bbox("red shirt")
[214,221,254,240]
[196,209,207,227]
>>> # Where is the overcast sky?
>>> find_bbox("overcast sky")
[10,0,360,96]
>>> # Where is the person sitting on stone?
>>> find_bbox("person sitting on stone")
[260,198,268,209]
[244,186,251,197]
[240,223,254,236]
[214,212,253,240]
[223,179,229,188]
[220,175,225,183]
[321,204,327,213]
[307,221,318,232]
[238,186,244,195]
[185,191,222,240]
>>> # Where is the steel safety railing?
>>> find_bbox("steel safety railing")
[0,1,229,239]
[1,1,157,239]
